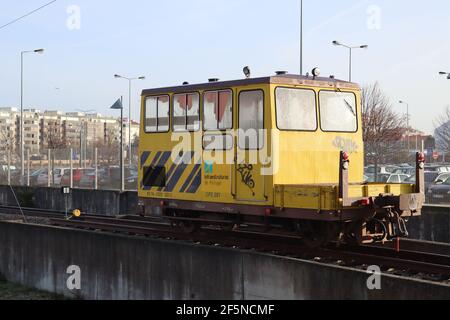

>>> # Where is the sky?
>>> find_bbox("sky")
[0,0,449,134]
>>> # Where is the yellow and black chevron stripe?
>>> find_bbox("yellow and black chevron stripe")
[140,151,202,194]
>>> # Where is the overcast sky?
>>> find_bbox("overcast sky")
[0,0,449,133]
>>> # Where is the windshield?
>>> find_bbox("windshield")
[319,91,357,132]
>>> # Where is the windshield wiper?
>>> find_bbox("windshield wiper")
[343,99,356,116]
[335,88,356,116]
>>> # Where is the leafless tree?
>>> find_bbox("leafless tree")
[362,83,407,174]
[0,126,12,153]
[97,128,120,166]
[434,106,450,157]
[45,124,67,184]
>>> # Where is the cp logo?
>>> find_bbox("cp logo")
[204,161,213,174]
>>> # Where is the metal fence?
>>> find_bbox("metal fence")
[0,145,139,191]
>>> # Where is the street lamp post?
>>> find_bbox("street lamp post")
[20,48,44,177]
[439,71,450,79]
[111,97,124,192]
[332,41,368,82]
[114,74,145,167]
[300,0,303,75]
[399,100,410,154]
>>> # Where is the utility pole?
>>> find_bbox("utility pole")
[114,74,145,167]
[300,0,303,75]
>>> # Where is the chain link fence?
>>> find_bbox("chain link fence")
[0,145,139,191]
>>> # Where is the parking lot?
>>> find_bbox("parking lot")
[364,163,450,205]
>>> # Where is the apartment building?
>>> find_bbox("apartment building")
[21,109,41,154]
[0,108,140,156]
[0,108,17,153]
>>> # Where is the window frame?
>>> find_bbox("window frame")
[274,86,318,132]
[144,94,170,134]
[238,89,265,151]
[172,92,201,132]
[318,89,359,133]
[202,89,234,132]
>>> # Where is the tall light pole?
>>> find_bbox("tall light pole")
[20,48,44,177]
[111,97,124,192]
[300,0,303,75]
[332,41,368,82]
[399,100,410,153]
[114,74,145,167]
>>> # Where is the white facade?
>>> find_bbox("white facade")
[0,107,140,155]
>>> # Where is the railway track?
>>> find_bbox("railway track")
[1,205,449,282]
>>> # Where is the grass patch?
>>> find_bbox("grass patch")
[0,279,65,300]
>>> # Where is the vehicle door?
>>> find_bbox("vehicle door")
[235,89,267,202]
[202,89,234,201]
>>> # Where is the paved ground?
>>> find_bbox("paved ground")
[0,279,63,300]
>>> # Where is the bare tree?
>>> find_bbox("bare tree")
[362,83,407,175]
[434,106,450,158]
[97,127,120,166]
[45,124,67,184]
[0,125,12,154]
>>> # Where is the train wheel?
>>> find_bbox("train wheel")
[343,221,365,245]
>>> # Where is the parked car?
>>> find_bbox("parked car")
[78,169,96,189]
[99,166,136,190]
[36,169,50,186]
[424,172,450,186]
[28,168,46,186]
[425,165,449,173]
[393,167,415,176]
[125,173,138,190]
[60,168,94,187]
[52,168,71,186]
[364,165,398,176]
[427,177,450,204]
[366,174,410,184]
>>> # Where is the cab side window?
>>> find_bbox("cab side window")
[173,93,200,132]
[203,90,233,131]
[238,90,264,150]
[145,95,169,133]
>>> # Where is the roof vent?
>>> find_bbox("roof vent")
[275,71,288,76]
[182,81,189,85]
[208,78,219,83]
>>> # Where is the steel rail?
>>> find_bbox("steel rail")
[1,205,449,279]
[48,216,450,279]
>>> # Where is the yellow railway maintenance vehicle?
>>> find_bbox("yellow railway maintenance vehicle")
[138,71,425,246]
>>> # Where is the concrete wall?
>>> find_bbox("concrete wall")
[0,221,448,300]
[0,185,448,243]
[408,205,450,244]
[0,185,137,216]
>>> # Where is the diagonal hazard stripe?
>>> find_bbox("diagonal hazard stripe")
[146,151,172,189]
[142,151,163,190]
[164,152,194,192]
[186,169,202,194]
[179,164,201,193]
[158,152,181,191]
[140,151,151,169]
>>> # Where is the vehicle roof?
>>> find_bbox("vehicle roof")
[142,74,359,96]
